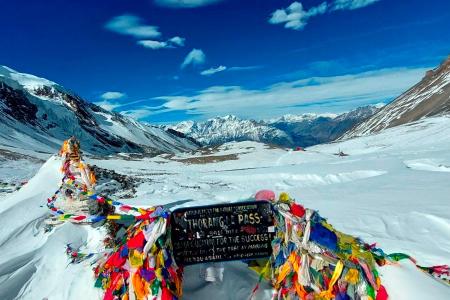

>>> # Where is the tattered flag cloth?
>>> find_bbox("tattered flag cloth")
[66,244,98,264]
[46,176,146,224]
[47,137,146,224]
[46,137,100,223]
[93,206,182,300]
[248,191,450,300]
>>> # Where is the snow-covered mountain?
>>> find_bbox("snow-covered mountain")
[170,115,294,147]
[267,105,379,146]
[0,66,198,155]
[343,56,450,138]
[170,106,379,147]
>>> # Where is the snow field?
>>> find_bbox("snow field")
[0,116,449,299]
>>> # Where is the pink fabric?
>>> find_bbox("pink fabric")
[359,260,377,289]
[255,190,276,201]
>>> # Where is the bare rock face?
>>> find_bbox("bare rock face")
[0,82,38,125]
[91,165,142,199]
[343,56,450,138]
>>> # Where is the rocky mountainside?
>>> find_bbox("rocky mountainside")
[169,106,379,148]
[267,105,379,147]
[342,56,450,138]
[0,66,198,155]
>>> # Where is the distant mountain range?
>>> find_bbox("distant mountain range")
[170,56,450,148]
[2,55,448,155]
[343,56,450,139]
[0,66,198,155]
[169,105,380,148]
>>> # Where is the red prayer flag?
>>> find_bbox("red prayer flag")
[120,205,132,212]
[127,232,146,249]
[103,289,113,300]
[73,215,87,221]
[161,287,173,300]
[290,203,305,217]
[376,285,388,300]
[106,252,126,268]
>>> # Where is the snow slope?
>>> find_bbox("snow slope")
[0,157,103,299]
[1,116,450,299]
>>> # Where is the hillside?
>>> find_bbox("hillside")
[343,56,450,138]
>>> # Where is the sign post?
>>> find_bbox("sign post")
[170,201,275,265]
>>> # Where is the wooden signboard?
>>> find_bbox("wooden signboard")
[170,201,275,265]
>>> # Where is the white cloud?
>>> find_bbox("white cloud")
[332,0,380,11]
[100,91,126,100]
[144,67,428,120]
[200,65,227,76]
[169,36,186,47]
[95,100,122,111]
[154,0,223,8]
[95,92,126,111]
[228,65,263,72]
[137,36,185,50]
[308,2,329,15]
[122,109,156,120]
[105,15,161,38]
[105,15,186,50]
[269,0,380,30]
[137,40,169,49]
[199,65,263,76]
[181,48,206,69]
[269,1,328,30]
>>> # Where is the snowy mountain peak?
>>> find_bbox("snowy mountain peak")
[335,105,381,121]
[170,115,293,146]
[268,113,338,124]
[219,114,239,121]
[0,65,57,91]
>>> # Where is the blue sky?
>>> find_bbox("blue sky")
[1,0,449,123]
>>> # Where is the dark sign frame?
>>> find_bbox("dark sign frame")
[170,201,275,265]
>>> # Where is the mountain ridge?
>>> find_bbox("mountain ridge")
[169,106,379,148]
[0,66,198,155]
[342,56,450,138]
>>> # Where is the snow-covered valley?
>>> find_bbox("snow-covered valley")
[0,115,449,299]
